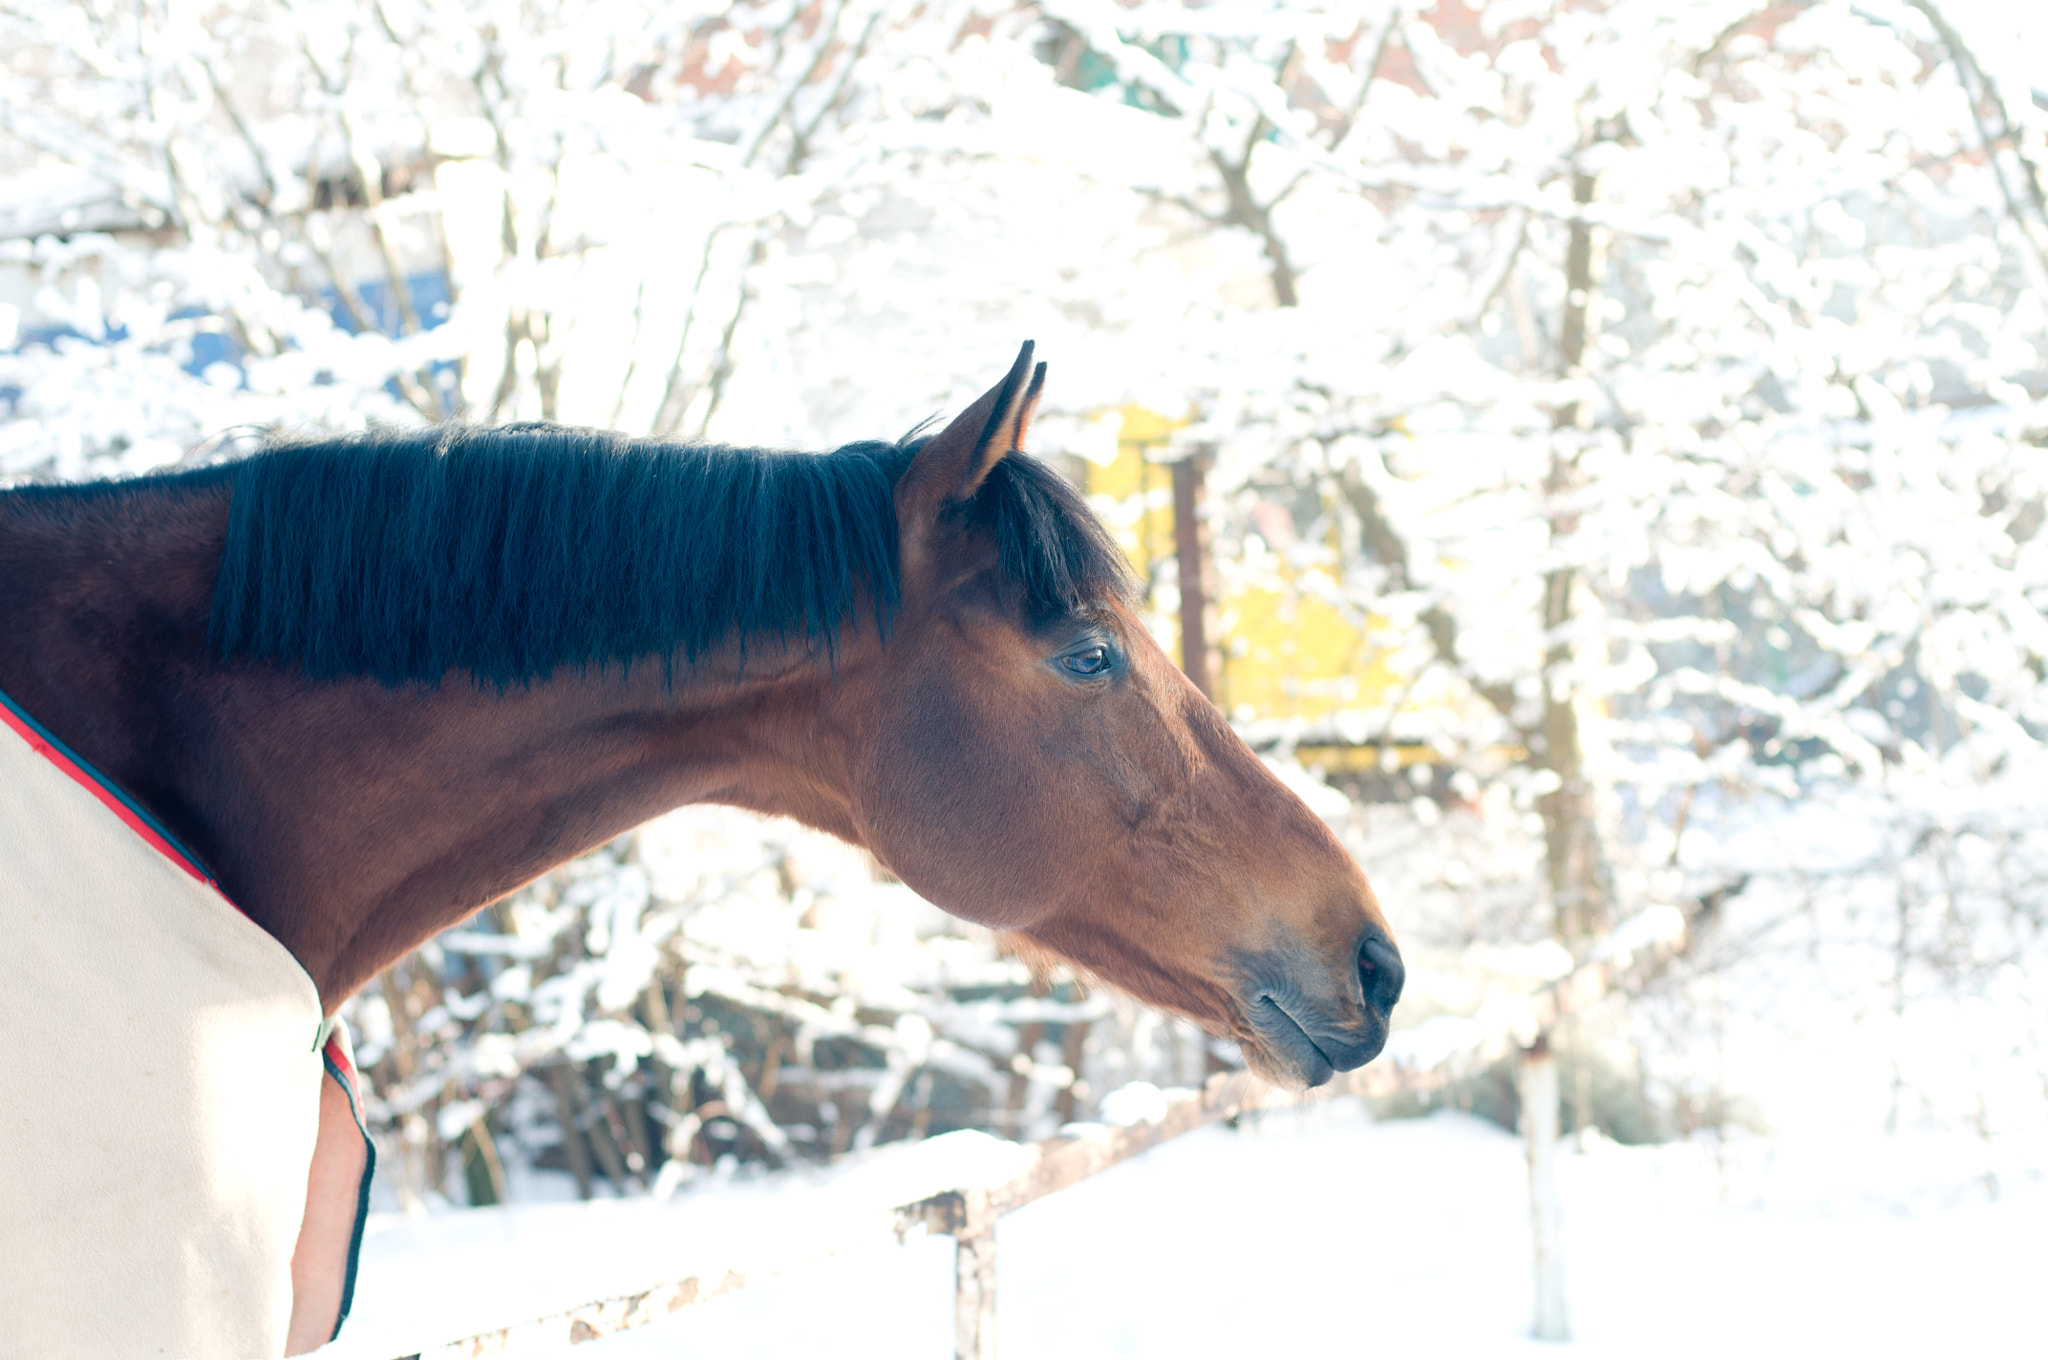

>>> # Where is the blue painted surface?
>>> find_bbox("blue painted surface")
[0,270,455,417]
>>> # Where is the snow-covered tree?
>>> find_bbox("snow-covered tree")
[993,0,2046,1148]
[5,0,2046,1196]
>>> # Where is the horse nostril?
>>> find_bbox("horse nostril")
[1359,931,1405,1015]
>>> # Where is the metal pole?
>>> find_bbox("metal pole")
[1518,1034,1569,1342]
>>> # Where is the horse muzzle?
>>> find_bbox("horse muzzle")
[1234,924,1405,1089]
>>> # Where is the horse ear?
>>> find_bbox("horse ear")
[1010,359,1048,454]
[897,343,1045,528]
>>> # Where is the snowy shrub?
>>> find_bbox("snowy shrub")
[342,811,1227,1206]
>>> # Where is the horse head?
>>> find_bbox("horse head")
[838,346,1403,1088]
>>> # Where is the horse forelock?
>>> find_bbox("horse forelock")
[176,423,1134,688]
[973,449,1140,621]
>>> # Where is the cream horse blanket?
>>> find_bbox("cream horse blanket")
[0,694,373,1360]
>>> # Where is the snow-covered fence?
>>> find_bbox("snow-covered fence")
[397,1271,761,1360]
[390,907,1689,1360]
[893,904,1689,1358]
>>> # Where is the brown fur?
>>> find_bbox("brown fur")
[0,350,1401,1088]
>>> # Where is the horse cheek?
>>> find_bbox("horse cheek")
[852,674,1070,930]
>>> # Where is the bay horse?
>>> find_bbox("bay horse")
[0,344,1401,1357]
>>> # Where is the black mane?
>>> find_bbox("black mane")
[182,423,1133,687]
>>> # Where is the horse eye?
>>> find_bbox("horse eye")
[1060,646,1111,676]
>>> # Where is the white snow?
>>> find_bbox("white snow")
[1096,1082,1176,1128]
[318,1104,2047,1360]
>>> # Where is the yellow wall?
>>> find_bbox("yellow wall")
[1079,406,1410,728]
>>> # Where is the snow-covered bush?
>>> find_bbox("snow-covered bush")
[344,809,1234,1206]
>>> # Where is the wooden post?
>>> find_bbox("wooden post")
[954,1222,997,1360]
[900,1188,999,1360]
[1518,1034,1569,1342]
[1170,455,1214,700]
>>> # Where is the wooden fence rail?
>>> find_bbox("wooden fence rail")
[395,906,1687,1360]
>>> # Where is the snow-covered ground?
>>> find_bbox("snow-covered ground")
[319,1102,2048,1360]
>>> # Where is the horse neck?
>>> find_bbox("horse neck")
[0,482,865,1009]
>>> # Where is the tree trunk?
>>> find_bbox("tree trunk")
[1006,1021,1045,1137]
[1537,162,1611,950]
[548,1064,597,1200]
[1171,456,1217,701]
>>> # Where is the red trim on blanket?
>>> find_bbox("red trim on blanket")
[0,699,218,891]
[322,1033,361,1099]
[320,1030,377,1341]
